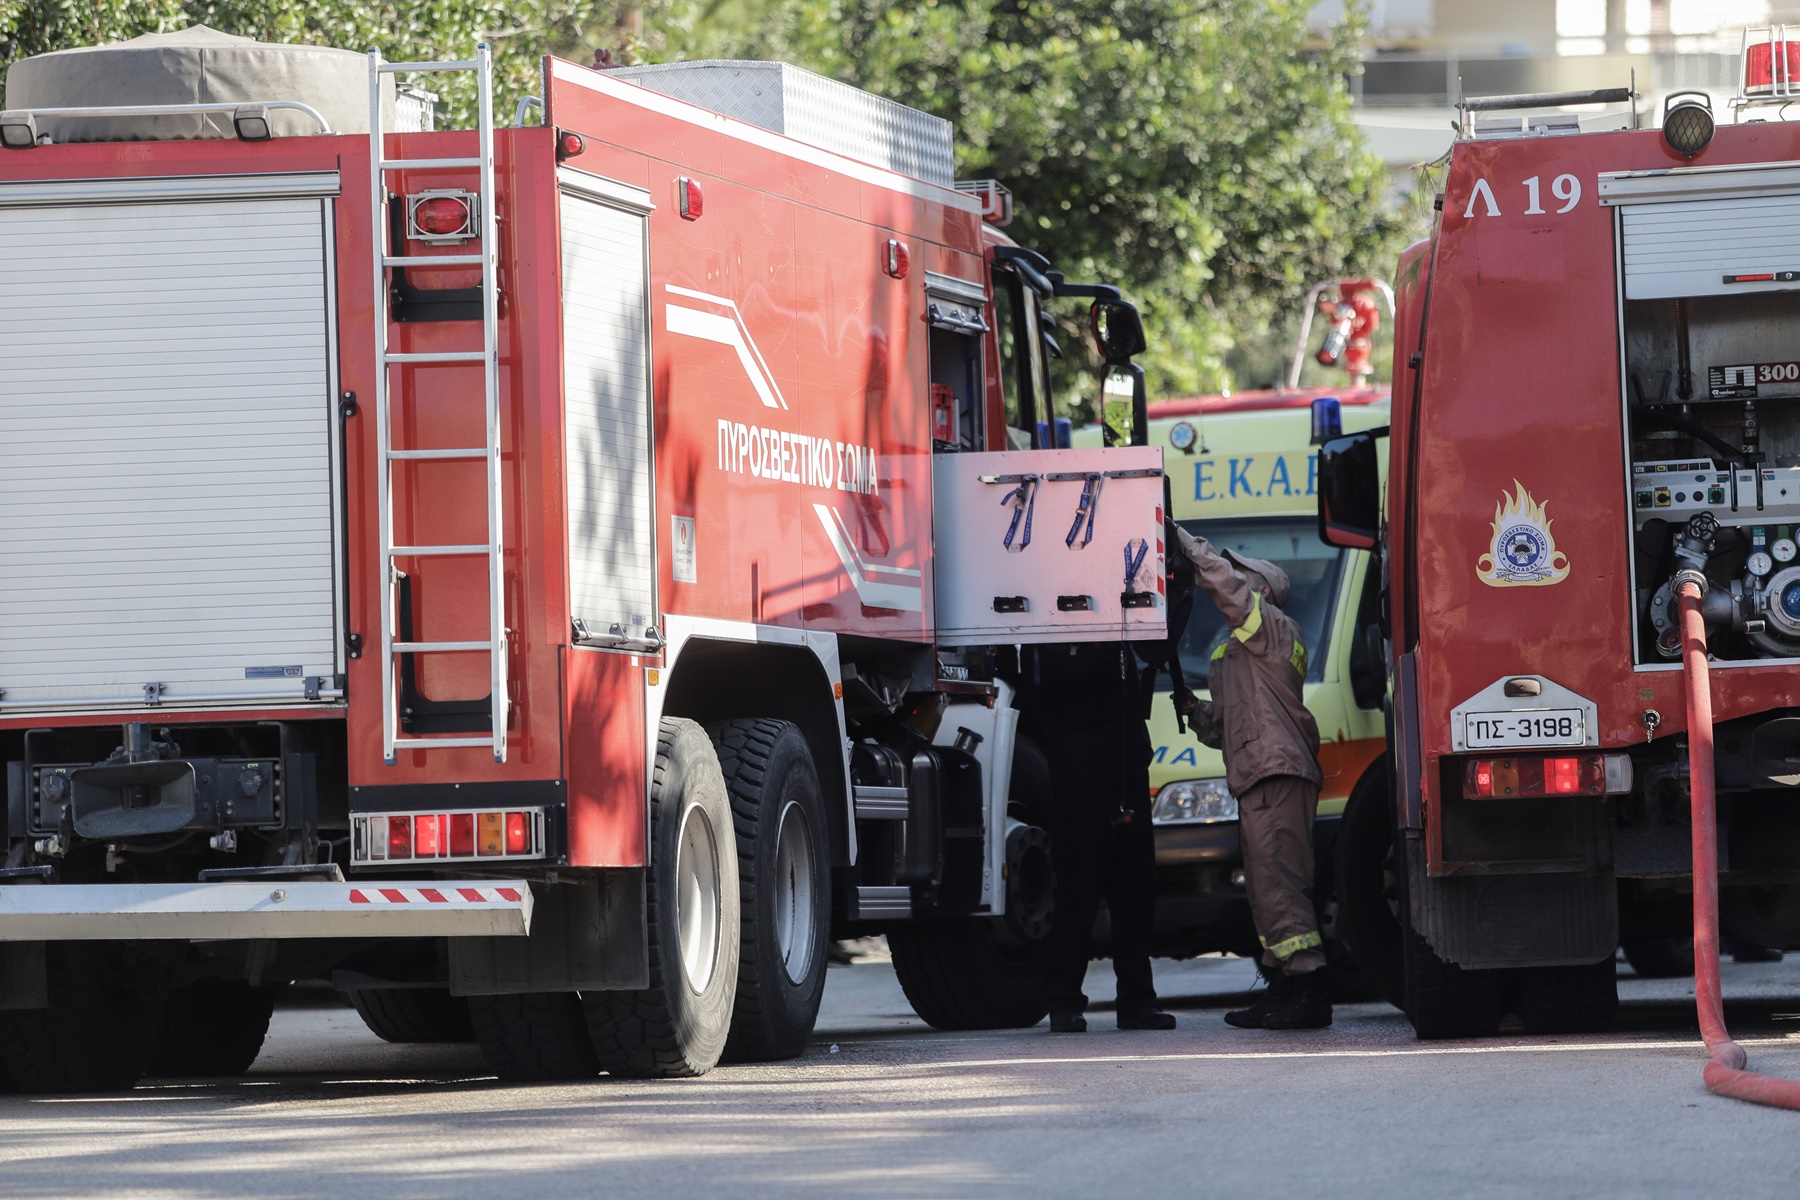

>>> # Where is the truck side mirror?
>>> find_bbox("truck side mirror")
[1101,363,1148,447]
[1091,299,1146,362]
[1317,431,1381,549]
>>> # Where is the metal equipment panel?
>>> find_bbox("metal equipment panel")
[1620,193,1800,299]
[561,189,657,649]
[0,191,341,713]
[931,446,1168,645]
[607,60,956,188]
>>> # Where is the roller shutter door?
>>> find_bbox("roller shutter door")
[561,185,657,648]
[0,178,341,713]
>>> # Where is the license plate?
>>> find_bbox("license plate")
[1462,708,1585,749]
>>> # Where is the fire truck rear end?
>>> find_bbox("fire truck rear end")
[1319,27,1800,1038]
[0,28,1167,1090]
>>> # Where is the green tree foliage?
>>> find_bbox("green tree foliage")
[641,0,1405,405]
[0,2,626,127]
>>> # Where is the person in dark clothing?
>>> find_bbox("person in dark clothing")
[1011,641,1175,1033]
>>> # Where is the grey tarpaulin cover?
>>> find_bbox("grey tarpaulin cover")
[3,25,394,142]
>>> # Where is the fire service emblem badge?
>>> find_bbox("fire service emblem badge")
[1477,481,1569,587]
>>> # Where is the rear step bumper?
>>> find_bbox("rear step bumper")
[0,881,532,941]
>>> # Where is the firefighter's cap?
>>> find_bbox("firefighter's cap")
[1222,548,1291,609]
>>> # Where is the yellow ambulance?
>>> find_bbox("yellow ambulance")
[1081,387,1393,988]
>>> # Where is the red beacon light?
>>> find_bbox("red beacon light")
[406,190,477,243]
[1733,25,1800,125]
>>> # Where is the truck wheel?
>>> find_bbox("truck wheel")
[150,980,275,1077]
[1619,936,1694,978]
[709,718,830,1063]
[1335,760,1405,1010]
[888,738,1055,1031]
[348,988,476,1043]
[1516,959,1617,1034]
[0,943,159,1093]
[468,992,600,1081]
[585,717,741,1077]
[1403,928,1508,1039]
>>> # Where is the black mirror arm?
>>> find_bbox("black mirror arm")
[1044,270,1123,302]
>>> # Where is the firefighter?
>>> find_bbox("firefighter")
[1010,642,1175,1033]
[1175,528,1331,1029]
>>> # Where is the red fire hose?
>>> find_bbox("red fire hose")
[1675,576,1800,1109]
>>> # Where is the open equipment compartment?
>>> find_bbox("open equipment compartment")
[1610,163,1800,666]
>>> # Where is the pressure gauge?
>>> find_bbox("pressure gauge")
[1750,551,1775,577]
[1169,421,1198,453]
[1776,538,1798,563]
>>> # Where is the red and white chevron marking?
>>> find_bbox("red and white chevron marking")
[348,885,526,905]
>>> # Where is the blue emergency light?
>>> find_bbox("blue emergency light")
[1310,396,1342,446]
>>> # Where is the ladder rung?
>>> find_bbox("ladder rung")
[379,60,480,75]
[387,448,490,461]
[381,157,481,171]
[384,351,489,364]
[391,737,494,750]
[394,641,493,653]
[391,544,492,557]
[384,254,486,267]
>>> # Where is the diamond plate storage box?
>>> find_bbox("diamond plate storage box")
[932,447,1168,645]
[607,60,956,188]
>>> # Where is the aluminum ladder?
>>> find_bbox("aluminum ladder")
[367,44,507,764]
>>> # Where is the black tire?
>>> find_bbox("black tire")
[1620,935,1694,979]
[585,717,741,1078]
[1333,759,1404,1010]
[708,718,831,1064]
[1516,959,1618,1034]
[348,987,477,1044]
[0,943,159,1093]
[888,738,1055,1031]
[468,992,600,1082]
[150,979,275,1078]
[1396,839,1506,1040]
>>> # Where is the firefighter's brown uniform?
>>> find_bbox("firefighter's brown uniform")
[1176,528,1327,977]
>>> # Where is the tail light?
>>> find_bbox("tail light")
[353,808,545,865]
[406,189,478,243]
[1464,753,1633,799]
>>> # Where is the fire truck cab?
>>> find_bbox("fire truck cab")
[1320,29,1800,1037]
[0,28,1167,1090]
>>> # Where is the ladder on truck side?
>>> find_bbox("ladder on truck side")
[368,44,508,764]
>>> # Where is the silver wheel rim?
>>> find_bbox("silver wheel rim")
[676,802,722,995]
[773,798,818,985]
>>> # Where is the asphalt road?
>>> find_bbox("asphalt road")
[0,952,1797,1199]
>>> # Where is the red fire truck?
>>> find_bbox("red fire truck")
[0,28,1167,1090]
[1319,28,1800,1038]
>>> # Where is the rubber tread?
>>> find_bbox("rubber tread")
[1403,927,1508,1039]
[467,991,600,1082]
[709,717,830,1063]
[1516,958,1618,1034]
[151,980,275,1078]
[348,987,476,1044]
[0,944,158,1093]
[888,738,1055,1031]
[585,717,739,1078]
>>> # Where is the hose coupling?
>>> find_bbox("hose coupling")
[1672,568,1710,597]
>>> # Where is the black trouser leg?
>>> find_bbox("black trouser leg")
[1047,809,1104,1016]
[1106,806,1158,1011]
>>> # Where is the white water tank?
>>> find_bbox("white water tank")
[3,25,399,142]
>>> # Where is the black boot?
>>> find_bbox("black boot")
[1262,968,1332,1030]
[1049,1010,1088,1033]
[1117,1007,1177,1030]
[1224,967,1292,1029]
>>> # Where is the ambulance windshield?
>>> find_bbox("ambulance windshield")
[1170,516,1344,688]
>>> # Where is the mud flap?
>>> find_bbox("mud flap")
[1405,835,1617,969]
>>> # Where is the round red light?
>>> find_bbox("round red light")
[414,195,469,236]
[558,131,585,159]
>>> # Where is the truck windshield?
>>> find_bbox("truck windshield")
[1167,516,1345,689]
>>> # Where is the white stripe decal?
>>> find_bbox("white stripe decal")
[665,285,787,409]
[813,503,923,611]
